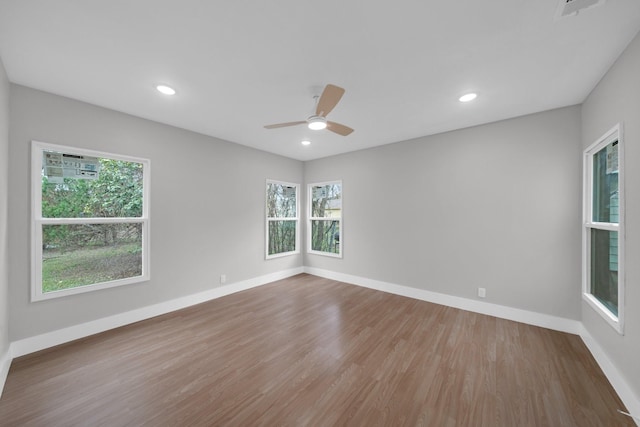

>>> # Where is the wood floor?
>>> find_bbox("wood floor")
[0,274,632,426]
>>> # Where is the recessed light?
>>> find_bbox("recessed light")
[301,140,311,146]
[156,84,176,95]
[459,93,477,103]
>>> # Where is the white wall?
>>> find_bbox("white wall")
[305,106,583,320]
[581,31,640,402]
[0,58,10,387]
[8,85,303,341]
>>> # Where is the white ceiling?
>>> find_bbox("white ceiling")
[1,1,639,161]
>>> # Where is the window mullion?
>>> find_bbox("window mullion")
[585,222,618,232]
[39,217,147,225]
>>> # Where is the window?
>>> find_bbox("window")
[583,124,624,333]
[32,141,150,301]
[308,181,342,257]
[266,180,299,258]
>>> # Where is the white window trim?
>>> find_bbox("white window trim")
[31,140,151,301]
[307,180,342,258]
[265,179,300,259]
[582,124,624,334]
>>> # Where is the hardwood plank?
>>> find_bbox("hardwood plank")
[0,274,632,426]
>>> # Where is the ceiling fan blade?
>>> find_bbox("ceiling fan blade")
[264,121,306,129]
[316,84,345,117]
[327,121,354,136]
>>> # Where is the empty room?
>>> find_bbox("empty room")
[0,0,639,426]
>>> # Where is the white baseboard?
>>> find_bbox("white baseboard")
[0,347,11,398]
[304,267,581,334]
[10,267,304,358]
[579,325,640,426]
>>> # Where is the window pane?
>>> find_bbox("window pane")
[311,220,340,253]
[267,220,297,255]
[592,141,619,223]
[42,152,143,218]
[42,223,143,292]
[266,183,296,218]
[590,228,618,316]
[311,184,341,218]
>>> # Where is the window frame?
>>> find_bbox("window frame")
[31,140,151,301]
[265,179,300,259]
[582,124,624,334]
[307,180,342,258]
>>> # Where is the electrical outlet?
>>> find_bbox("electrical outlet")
[220,274,226,284]
[478,287,486,298]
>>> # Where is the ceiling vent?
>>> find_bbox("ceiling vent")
[555,0,607,19]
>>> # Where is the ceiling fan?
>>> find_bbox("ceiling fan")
[264,84,354,136]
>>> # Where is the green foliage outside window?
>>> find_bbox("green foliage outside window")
[266,182,297,256]
[311,220,340,254]
[42,159,143,249]
[310,183,341,255]
[41,157,144,292]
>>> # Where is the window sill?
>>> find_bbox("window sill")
[308,250,342,259]
[32,274,150,302]
[582,292,623,335]
[266,250,300,260]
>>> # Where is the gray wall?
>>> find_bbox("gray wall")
[305,106,583,320]
[8,85,303,341]
[581,31,640,400]
[0,59,9,363]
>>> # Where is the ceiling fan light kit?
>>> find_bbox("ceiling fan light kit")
[307,116,327,130]
[264,84,354,136]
